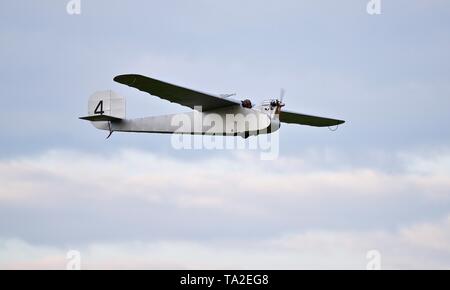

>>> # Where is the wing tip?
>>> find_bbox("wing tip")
[113,74,143,85]
[325,119,345,127]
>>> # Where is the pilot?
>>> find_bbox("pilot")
[241,99,252,108]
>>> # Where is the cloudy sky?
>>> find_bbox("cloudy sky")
[1,0,450,269]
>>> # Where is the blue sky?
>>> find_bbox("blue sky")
[0,0,450,269]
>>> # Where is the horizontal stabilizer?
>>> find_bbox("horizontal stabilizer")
[79,115,123,122]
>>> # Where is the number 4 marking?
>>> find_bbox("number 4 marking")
[94,100,105,115]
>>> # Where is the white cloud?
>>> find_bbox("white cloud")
[1,214,450,269]
[0,148,449,207]
[1,148,450,269]
[400,215,450,253]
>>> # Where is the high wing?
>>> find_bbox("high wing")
[280,109,345,127]
[114,74,241,111]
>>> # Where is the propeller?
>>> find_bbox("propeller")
[270,88,286,114]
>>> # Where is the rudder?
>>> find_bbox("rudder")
[79,90,125,122]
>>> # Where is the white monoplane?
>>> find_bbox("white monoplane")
[80,74,345,138]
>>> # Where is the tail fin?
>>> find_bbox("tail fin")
[79,90,125,122]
